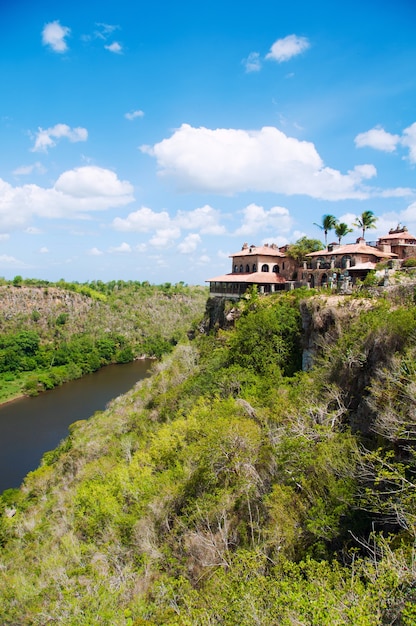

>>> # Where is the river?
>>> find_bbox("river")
[0,359,151,493]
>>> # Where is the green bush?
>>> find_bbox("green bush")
[228,295,302,376]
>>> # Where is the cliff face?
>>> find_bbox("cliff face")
[299,295,374,371]
[205,289,416,437]
[202,296,241,332]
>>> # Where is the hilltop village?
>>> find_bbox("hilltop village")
[207,224,416,297]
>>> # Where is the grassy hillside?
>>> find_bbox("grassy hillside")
[0,279,207,402]
[1,287,416,624]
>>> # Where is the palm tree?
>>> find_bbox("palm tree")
[334,222,353,245]
[313,214,337,247]
[353,210,377,239]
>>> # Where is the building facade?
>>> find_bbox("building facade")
[206,228,416,297]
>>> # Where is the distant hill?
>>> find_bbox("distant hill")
[0,280,208,402]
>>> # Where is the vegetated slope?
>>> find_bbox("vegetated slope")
[1,288,416,624]
[0,280,208,401]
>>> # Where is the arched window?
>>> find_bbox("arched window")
[252,264,257,272]
[246,264,250,273]
[261,264,269,272]
[234,265,238,272]
[273,264,279,273]
[240,265,243,273]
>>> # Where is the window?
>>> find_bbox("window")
[240,265,243,272]
[261,264,269,272]
[252,264,257,272]
[246,264,250,272]
[234,265,238,272]
[273,264,279,273]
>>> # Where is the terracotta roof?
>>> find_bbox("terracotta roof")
[230,245,285,258]
[347,262,377,271]
[378,231,416,241]
[206,272,286,284]
[306,242,396,259]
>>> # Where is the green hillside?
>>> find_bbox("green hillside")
[1,287,416,624]
[0,279,207,402]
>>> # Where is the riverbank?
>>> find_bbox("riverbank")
[0,360,152,492]
[0,353,157,408]
[0,392,26,407]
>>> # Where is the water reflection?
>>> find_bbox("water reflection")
[0,360,151,492]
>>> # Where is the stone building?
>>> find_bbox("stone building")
[376,225,416,260]
[206,227,415,297]
[302,238,396,287]
[207,243,300,298]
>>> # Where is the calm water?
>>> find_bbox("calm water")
[0,360,151,492]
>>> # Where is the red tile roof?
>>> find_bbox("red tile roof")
[306,242,396,258]
[378,231,416,241]
[230,245,285,258]
[206,271,286,284]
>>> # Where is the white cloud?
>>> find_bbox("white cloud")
[149,228,181,248]
[55,166,132,199]
[13,162,46,176]
[25,227,42,234]
[244,52,261,73]
[354,122,416,164]
[0,166,134,232]
[94,23,119,39]
[125,109,144,121]
[109,242,132,253]
[175,205,225,234]
[105,42,123,54]
[112,204,225,236]
[265,34,310,63]
[198,254,210,264]
[350,164,377,180]
[336,204,416,243]
[401,122,416,164]
[235,203,293,237]
[113,206,171,232]
[0,254,29,268]
[398,201,416,224]
[142,124,375,200]
[0,234,10,241]
[39,247,48,254]
[88,247,104,256]
[355,126,400,152]
[42,21,70,53]
[380,187,415,198]
[31,124,88,153]
[177,233,201,254]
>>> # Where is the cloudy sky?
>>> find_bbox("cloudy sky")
[1,0,416,284]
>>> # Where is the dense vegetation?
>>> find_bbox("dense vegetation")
[1,286,416,623]
[0,278,207,402]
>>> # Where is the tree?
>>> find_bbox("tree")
[353,210,377,239]
[313,215,337,247]
[334,222,353,245]
[287,237,324,263]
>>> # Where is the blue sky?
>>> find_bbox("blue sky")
[1,0,416,284]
